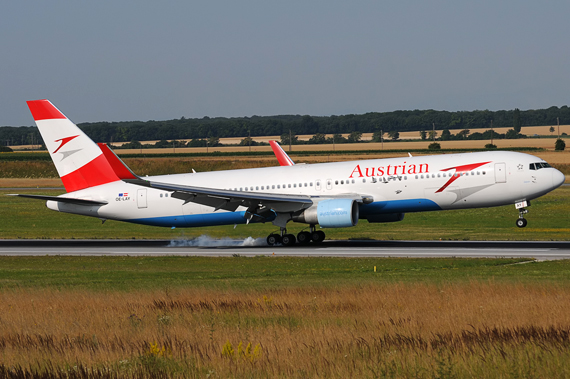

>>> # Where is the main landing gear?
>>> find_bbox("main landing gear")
[266,225,325,246]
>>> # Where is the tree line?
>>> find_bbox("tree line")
[1,106,569,147]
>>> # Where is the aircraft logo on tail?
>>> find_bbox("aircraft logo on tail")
[53,135,79,154]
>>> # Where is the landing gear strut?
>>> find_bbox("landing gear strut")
[515,201,529,228]
[266,225,326,246]
[516,208,528,228]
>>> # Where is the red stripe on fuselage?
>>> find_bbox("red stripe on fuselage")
[60,154,120,192]
[435,161,491,193]
[26,100,67,121]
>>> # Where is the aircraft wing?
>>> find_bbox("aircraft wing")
[124,178,313,214]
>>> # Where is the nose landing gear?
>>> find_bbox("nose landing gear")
[515,200,529,228]
[516,208,528,228]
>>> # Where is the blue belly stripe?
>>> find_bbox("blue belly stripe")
[359,199,441,216]
[129,211,248,227]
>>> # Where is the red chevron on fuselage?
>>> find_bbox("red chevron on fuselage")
[436,161,491,193]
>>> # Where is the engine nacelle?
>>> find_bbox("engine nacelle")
[293,199,359,228]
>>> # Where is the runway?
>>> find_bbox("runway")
[0,239,569,260]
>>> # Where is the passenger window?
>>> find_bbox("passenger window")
[256,186,259,190]
[160,194,163,198]
[293,184,296,188]
[277,185,280,189]
[310,182,313,186]
[363,178,366,183]
[335,180,338,185]
[341,180,344,184]
[288,184,291,188]
[482,171,486,175]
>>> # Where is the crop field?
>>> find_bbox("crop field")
[1,256,570,378]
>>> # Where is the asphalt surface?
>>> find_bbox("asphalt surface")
[0,239,569,260]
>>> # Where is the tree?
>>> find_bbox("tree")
[513,108,521,133]
[505,129,520,139]
[555,138,566,151]
[485,143,497,149]
[388,131,399,141]
[240,137,257,146]
[428,142,441,150]
[308,133,326,144]
[372,130,384,142]
[428,130,438,140]
[280,133,298,146]
[327,133,347,144]
[420,130,427,140]
[208,136,220,147]
[550,126,555,134]
[347,131,362,143]
[457,129,470,139]
[440,129,452,141]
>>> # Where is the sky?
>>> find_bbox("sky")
[2,1,570,126]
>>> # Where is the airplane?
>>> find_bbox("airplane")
[12,99,565,246]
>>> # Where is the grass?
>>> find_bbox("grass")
[0,256,550,291]
[1,256,570,377]
[1,186,569,240]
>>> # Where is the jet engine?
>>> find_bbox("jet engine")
[293,199,359,228]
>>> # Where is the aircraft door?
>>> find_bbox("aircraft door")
[326,179,333,190]
[495,162,506,183]
[315,180,322,191]
[137,189,148,208]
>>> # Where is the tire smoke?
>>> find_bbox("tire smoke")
[168,235,268,247]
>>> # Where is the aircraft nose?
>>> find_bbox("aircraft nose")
[552,169,565,188]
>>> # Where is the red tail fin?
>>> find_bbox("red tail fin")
[27,100,121,192]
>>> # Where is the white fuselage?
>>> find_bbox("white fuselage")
[48,151,565,228]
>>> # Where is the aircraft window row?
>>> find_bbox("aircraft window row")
[230,182,314,192]
[160,193,169,198]
[529,162,552,170]
[224,169,491,192]
[415,171,485,179]
[335,179,357,185]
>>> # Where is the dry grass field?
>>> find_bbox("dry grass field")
[1,281,570,377]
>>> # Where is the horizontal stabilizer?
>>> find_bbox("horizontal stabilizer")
[8,194,107,206]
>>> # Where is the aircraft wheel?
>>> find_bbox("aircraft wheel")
[297,231,312,245]
[516,218,528,228]
[267,234,281,245]
[311,230,325,244]
[282,234,296,246]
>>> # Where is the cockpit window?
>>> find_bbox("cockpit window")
[530,162,552,170]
